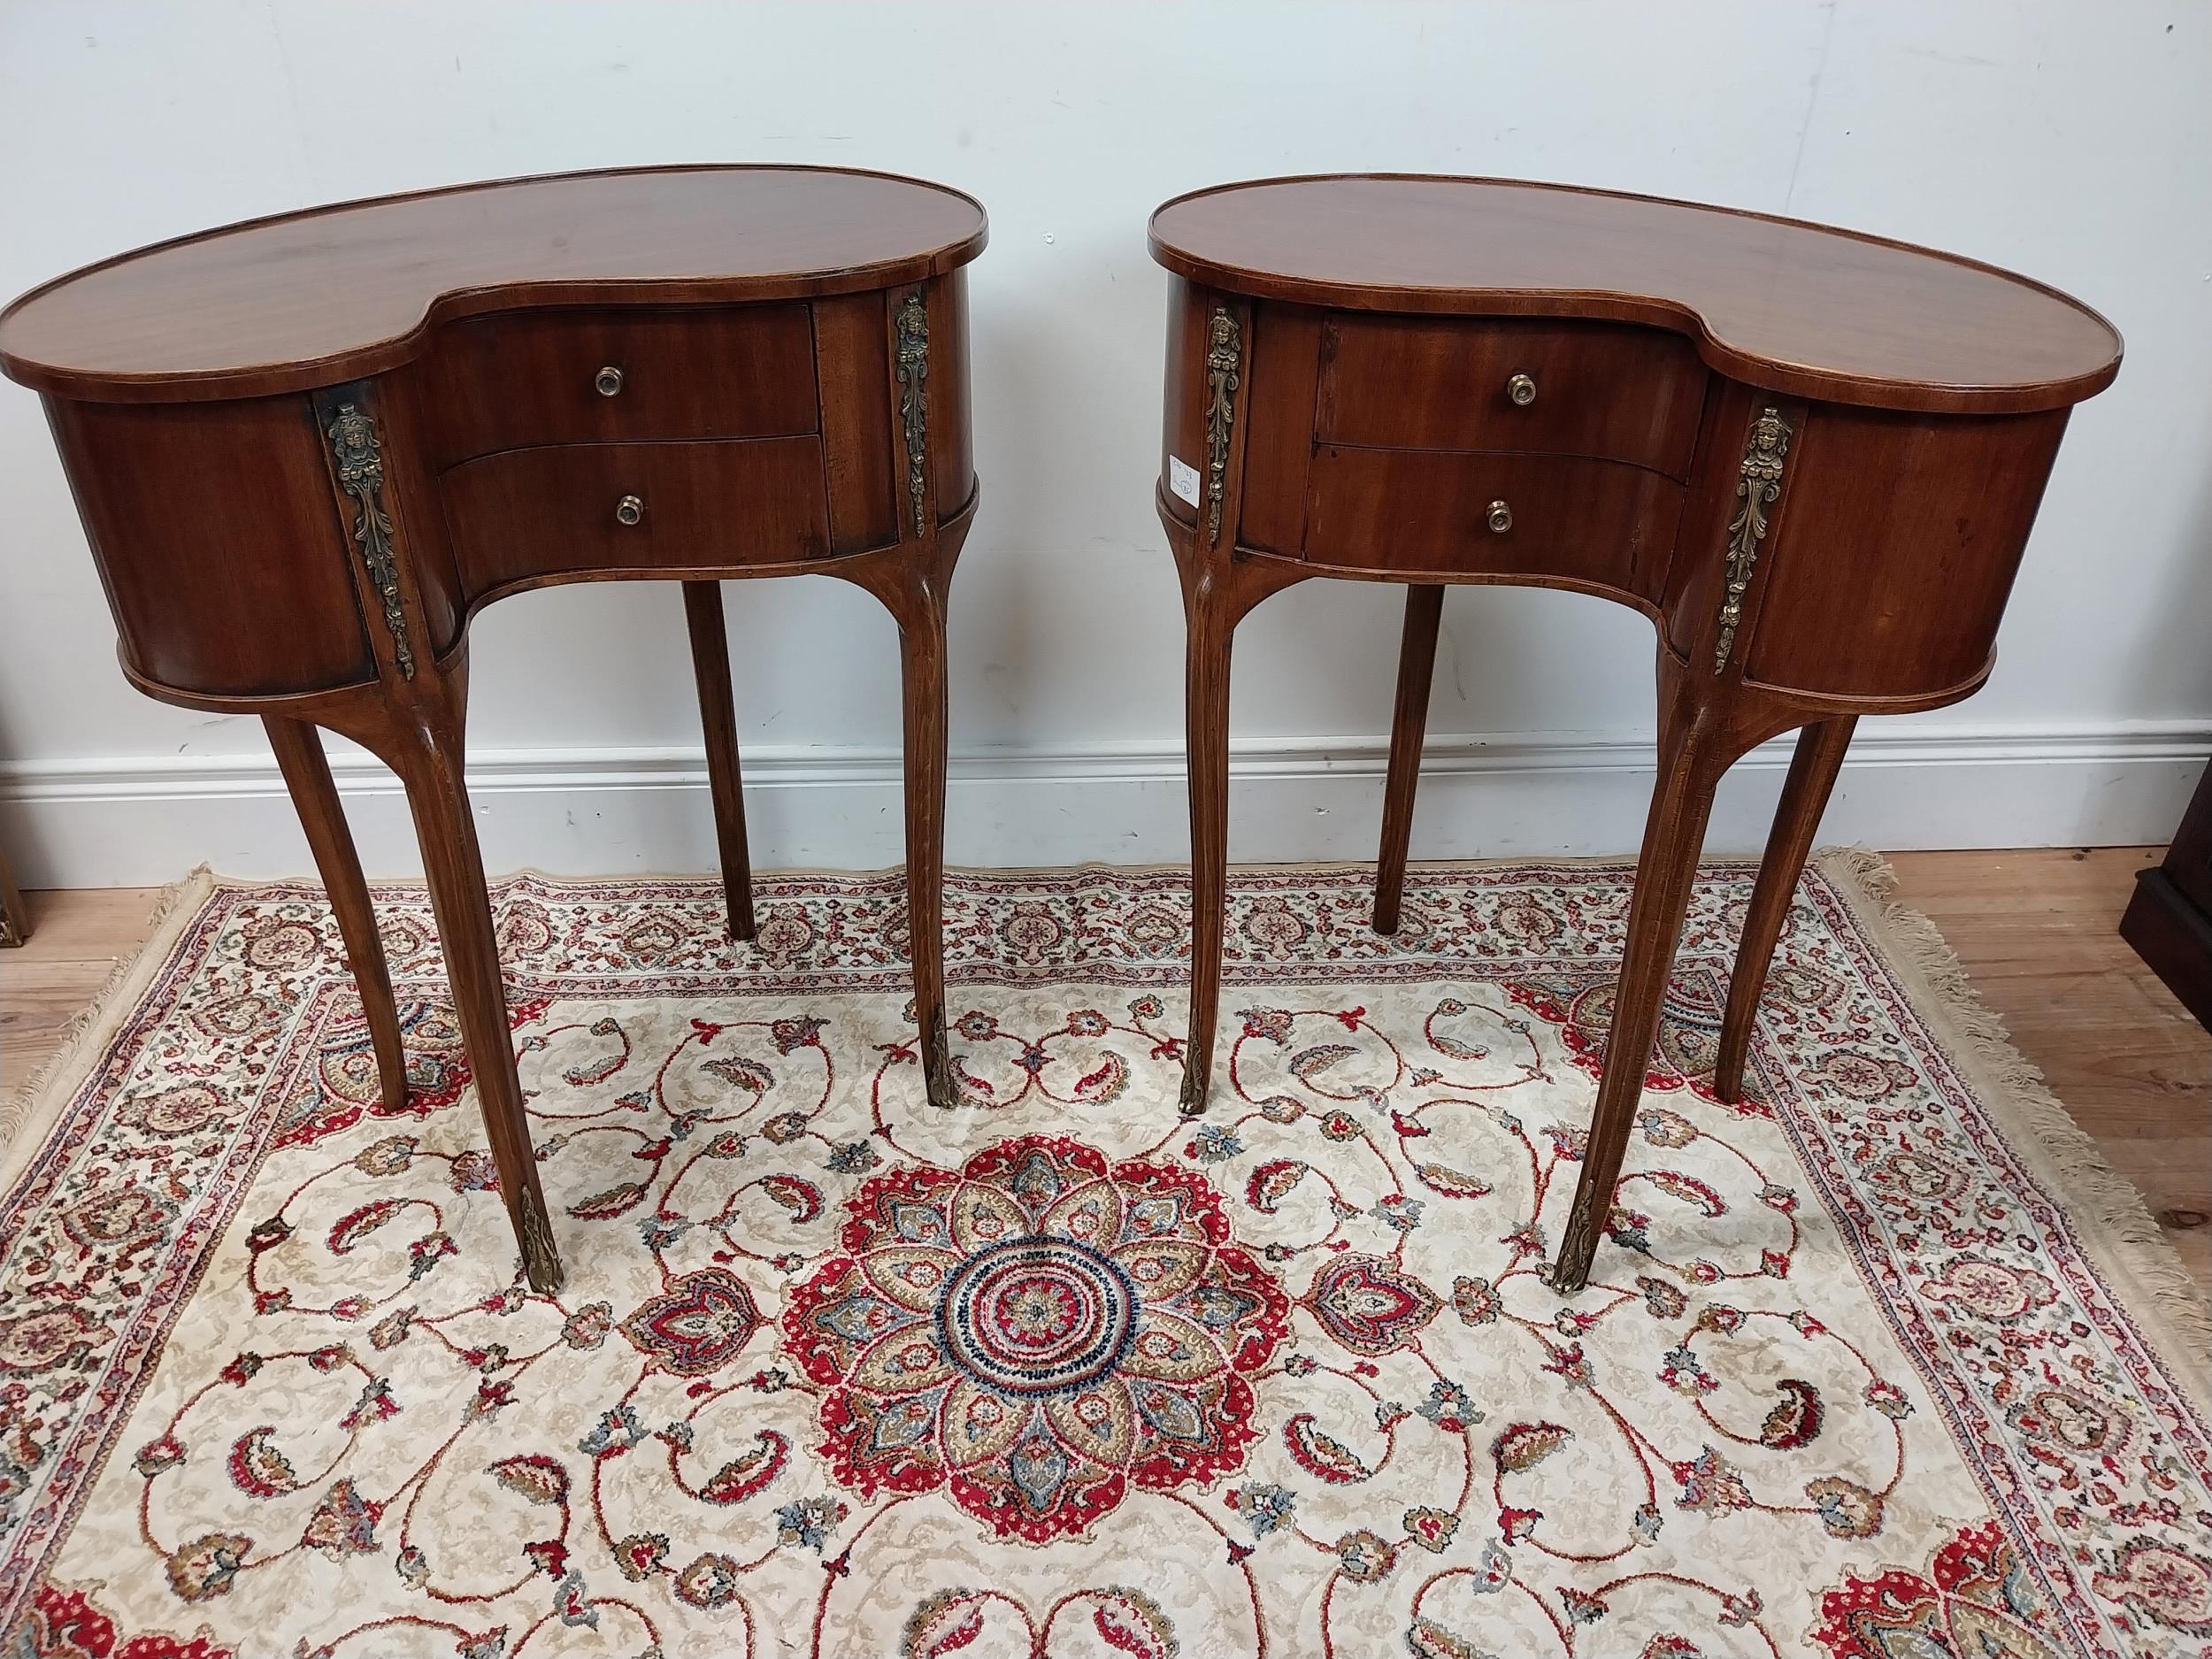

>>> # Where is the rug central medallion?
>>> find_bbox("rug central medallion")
[939,1234,1139,1394]
[780,1133,1291,1543]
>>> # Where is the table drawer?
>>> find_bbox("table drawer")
[442,436,831,595]
[1302,445,1682,588]
[1316,316,1706,478]
[424,304,819,466]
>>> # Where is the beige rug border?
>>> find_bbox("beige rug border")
[1814,846,2212,1409]
[0,866,217,1198]
[7,855,2202,1409]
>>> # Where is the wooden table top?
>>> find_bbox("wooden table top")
[0,165,988,402]
[1149,174,2119,413]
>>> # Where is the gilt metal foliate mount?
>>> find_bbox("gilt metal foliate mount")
[1203,305,1242,544]
[322,397,417,680]
[894,288,930,538]
[1711,405,1793,672]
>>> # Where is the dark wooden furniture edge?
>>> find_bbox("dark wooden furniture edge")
[0,845,26,947]
[2122,760,2212,1030]
[2121,871,2212,1030]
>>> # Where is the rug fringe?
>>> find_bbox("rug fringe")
[0,866,217,1199]
[1814,847,2212,1404]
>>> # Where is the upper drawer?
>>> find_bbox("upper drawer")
[421,304,819,467]
[442,436,831,595]
[1315,317,1707,478]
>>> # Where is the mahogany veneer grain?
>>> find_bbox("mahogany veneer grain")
[0,166,987,399]
[1150,174,2119,411]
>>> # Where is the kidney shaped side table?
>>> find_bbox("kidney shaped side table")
[0,165,987,1293]
[1150,175,2118,1293]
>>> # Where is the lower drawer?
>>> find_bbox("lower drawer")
[1302,446,1682,593]
[442,436,831,595]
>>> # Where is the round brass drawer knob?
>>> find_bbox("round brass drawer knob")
[1486,500,1513,534]
[1507,372,1537,406]
[595,365,625,397]
[615,494,644,526]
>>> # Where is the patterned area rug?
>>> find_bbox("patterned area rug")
[1,857,2207,1659]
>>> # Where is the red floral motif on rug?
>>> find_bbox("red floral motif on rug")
[782,1134,1287,1542]
[0,864,2204,1658]
[1813,1517,2069,1657]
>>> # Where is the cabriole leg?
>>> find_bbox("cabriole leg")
[264,714,408,1112]
[898,580,956,1110]
[682,580,757,943]
[1181,589,1234,1117]
[1714,717,1857,1103]
[1374,583,1443,935]
[1548,674,1732,1294]
[390,700,564,1294]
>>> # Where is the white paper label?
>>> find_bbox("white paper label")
[1168,455,1202,507]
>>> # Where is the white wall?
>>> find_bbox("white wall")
[2,1,2208,886]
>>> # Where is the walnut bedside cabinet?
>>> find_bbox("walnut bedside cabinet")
[0,165,987,1293]
[1149,174,2118,1293]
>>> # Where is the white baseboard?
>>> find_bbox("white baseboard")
[2,722,2205,887]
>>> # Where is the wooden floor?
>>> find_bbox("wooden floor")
[4,850,2206,1294]
[1885,849,2209,1297]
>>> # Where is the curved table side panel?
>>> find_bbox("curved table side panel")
[1157,275,1213,541]
[927,270,976,521]
[815,290,901,555]
[1237,300,1325,555]
[44,393,377,697]
[1742,403,2070,699]
[380,365,469,657]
